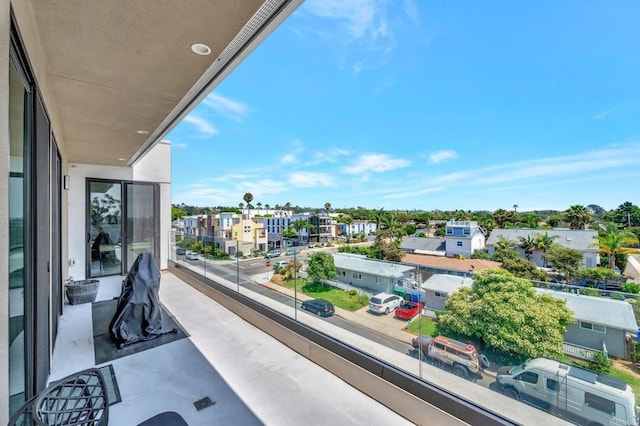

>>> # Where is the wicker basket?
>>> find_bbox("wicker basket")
[65,279,100,305]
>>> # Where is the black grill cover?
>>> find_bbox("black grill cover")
[109,253,166,347]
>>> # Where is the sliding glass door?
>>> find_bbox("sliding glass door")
[87,179,158,277]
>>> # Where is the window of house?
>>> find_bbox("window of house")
[463,228,470,235]
[352,273,362,280]
[446,228,453,235]
[456,241,463,247]
[580,322,605,333]
[435,292,445,298]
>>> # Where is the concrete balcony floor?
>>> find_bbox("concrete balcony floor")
[50,272,414,425]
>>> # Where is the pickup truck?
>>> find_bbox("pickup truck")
[411,335,490,380]
[394,301,422,320]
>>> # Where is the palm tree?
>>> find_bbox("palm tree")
[591,228,639,269]
[290,218,310,243]
[324,202,331,213]
[256,202,262,212]
[564,205,591,230]
[513,204,518,212]
[284,202,291,211]
[374,208,386,233]
[493,209,511,229]
[378,213,405,242]
[243,193,253,218]
[264,203,270,211]
[518,235,537,261]
[535,232,559,267]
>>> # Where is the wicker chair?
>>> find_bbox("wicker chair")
[9,368,108,426]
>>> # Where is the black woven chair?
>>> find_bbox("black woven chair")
[9,368,108,426]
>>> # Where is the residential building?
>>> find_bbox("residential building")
[402,253,502,277]
[309,212,332,244]
[183,215,207,237]
[444,220,486,258]
[342,219,377,236]
[537,289,638,359]
[333,253,415,294]
[231,218,267,255]
[400,237,446,255]
[421,274,473,311]
[486,228,599,268]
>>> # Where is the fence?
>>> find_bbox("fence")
[563,341,606,360]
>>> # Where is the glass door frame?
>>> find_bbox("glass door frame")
[85,178,159,278]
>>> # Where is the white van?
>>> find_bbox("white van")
[496,357,638,426]
[265,250,280,259]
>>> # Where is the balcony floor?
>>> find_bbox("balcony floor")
[51,272,413,425]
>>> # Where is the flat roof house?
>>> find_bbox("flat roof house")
[333,253,415,294]
[421,274,473,311]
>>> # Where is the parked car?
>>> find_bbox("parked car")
[176,248,186,255]
[394,301,422,320]
[185,252,199,260]
[265,250,280,259]
[301,299,334,317]
[412,335,489,380]
[369,293,403,314]
[285,248,298,256]
[275,260,289,268]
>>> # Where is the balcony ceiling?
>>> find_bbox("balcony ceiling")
[28,0,300,166]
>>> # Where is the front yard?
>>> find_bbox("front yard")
[276,277,369,311]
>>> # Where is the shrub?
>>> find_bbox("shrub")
[358,294,369,305]
[623,282,640,294]
[348,289,358,296]
[587,352,612,372]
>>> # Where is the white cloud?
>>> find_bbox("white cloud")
[310,148,350,164]
[592,106,618,120]
[342,153,410,174]
[202,93,250,122]
[304,0,376,39]
[281,153,297,164]
[172,142,188,149]
[183,115,218,136]
[429,150,457,164]
[289,172,336,188]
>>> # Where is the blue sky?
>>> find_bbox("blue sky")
[169,0,640,212]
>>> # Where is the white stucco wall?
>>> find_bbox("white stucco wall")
[132,140,171,270]
[67,164,133,280]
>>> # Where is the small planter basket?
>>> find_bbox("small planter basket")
[65,279,100,305]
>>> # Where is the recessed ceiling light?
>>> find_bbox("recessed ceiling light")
[191,43,211,56]
[136,130,149,135]
[118,158,127,161]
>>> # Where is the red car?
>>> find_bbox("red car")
[394,301,422,320]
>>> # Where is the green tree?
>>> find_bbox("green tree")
[613,202,640,228]
[290,218,311,242]
[438,269,574,358]
[374,208,386,232]
[535,232,559,267]
[491,236,519,262]
[171,206,187,221]
[243,192,253,217]
[591,227,639,270]
[493,208,511,229]
[377,213,405,241]
[564,205,592,230]
[470,250,491,260]
[306,252,337,286]
[500,257,550,282]
[324,202,331,212]
[546,245,583,283]
[373,239,404,262]
[518,235,537,261]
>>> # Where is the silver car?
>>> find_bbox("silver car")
[369,293,403,314]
